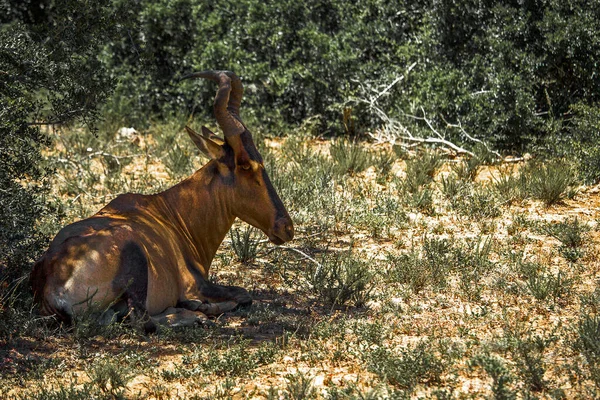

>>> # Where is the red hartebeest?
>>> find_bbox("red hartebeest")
[30,70,294,330]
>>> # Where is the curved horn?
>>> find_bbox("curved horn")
[180,70,245,137]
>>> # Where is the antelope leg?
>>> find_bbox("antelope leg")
[151,307,210,328]
[178,299,239,316]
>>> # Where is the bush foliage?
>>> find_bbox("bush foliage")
[0,0,128,311]
[96,0,600,152]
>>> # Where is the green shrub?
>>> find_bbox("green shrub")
[469,354,516,400]
[566,104,600,184]
[229,226,263,264]
[523,160,578,206]
[366,341,445,392]
[1,0,128,338]
[526,271,573,303]
[573,314,600,388]
[306,252,374,307]
[330,140,373,176]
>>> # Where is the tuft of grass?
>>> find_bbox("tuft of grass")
[469,353,516,400]
[88,359,133,398]
[453,159,479,181]
[526,271,573,303]
[386,236,455,293]
[386,250,431,294]
[229,225,263,264]
[11,380,96,400]
[492,165,527,205]
[371,149,396,180]
[178,338,279,378]
[403,151,443,193]
[543,217,589,262]
[330,139,372,176]
[366,341,445,392]
[523,160,578,206]
[306,252,374,308]
[406,187,435,215]
[283,371,317,400]
[455,236,494,301]
[439,173,464,201]
[503,328,555,393]
[164,142,192,179]
[450,184,501,220]
[573,313,600,388]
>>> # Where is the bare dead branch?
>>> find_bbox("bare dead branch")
[353,65,500,158]
[440,116,501,158]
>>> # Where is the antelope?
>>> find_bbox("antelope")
[30,70,294,331]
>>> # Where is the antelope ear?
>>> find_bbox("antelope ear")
[185,126,224,159]
[201,126,225,145]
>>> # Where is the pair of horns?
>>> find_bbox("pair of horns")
[180,70,245,137]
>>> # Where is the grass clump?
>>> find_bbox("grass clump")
[330,140,372,176]
[177,338,280,379]
[454,144,496,182]
[229,225,263,264]
[543,217,589,262]
[386,237,454,293]
[306,251,374,308]
[573,313,600,388]
[455,236,494,301]
[366,341,445,393]
[400,151,443,214]
[88,359,133,398]
[502,328,555,393]
[523,160,578,206]
[403,151,443,193]
[492,166,527,205]
[469,353,516,400]
[526,271,573,304]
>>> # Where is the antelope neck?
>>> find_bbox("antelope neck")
[158,161,235,268]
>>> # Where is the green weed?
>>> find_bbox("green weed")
[523,160,578,206]
[526,271,573,304]
[573,313,600,388]
[306,252,374,308]
[469,353,516,400]
[229,225,262,264]
[366,341,445,392]
[330,140,372,176]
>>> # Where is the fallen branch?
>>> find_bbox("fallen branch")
[441,116,501,158]
[354,69,499,158]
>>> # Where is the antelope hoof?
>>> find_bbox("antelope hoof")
[151,307,210,329]
[234,293,253,307]
[197,301,238,316]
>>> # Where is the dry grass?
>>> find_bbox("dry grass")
[2,122,600,399]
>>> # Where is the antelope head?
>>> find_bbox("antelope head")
[180,70,294,245]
